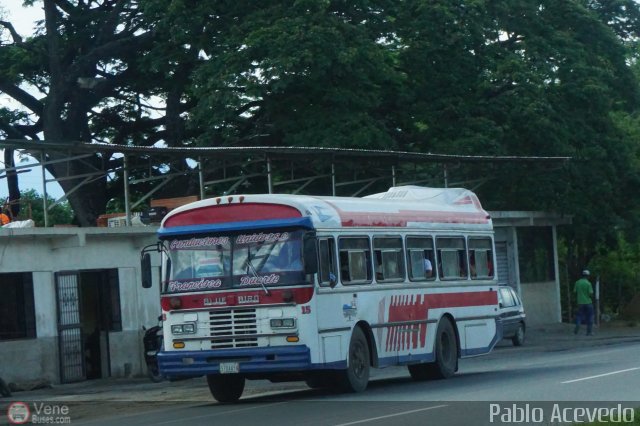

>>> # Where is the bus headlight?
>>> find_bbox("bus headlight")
[172,322,196,334]
[270,318,296,329]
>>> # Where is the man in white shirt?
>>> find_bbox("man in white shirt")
[424,257,433,278]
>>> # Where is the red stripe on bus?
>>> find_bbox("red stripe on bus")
[164,203,302,227]
[161,286,314,310]
[386,290,497,352]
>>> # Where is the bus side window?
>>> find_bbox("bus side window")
[469,238,494,279]
[437,237,467,280]
[373,237,404,283]
[338,237,372,285]
[406,236,436,281]
[318,238,337,287]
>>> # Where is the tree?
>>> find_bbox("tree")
[0,0,195,226]
[16,188,74,226]
[2,0,640,262]
[391,1,640,274]
[141,0,404,149]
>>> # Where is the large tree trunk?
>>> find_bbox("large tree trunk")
[45,156,108,227]
[3,148,21,218]
[40,0,108,227]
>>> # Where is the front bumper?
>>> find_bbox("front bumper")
[157,345,311,378]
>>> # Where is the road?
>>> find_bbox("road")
[65,340,640,426]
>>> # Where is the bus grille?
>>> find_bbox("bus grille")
[208,308,258,349]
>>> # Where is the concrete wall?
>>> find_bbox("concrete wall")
[0,227,159,384]
[0,337,58,383]
[520,281,561,326]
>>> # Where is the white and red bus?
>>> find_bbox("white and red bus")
[140,186,501,402]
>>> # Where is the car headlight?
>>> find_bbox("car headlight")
[172,322,196,335]
[270,318,296,329]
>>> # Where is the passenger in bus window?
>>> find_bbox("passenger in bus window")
[469,252,477,278]
[459,251,467,278]
[375,252,383,281]
[339,252,350,282]
[423,255,433,278]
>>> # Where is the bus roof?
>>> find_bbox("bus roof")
[160,186,492,234]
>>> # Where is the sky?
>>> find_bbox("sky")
[0,2,64,199]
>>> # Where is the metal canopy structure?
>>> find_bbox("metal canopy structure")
[0,139,571,227]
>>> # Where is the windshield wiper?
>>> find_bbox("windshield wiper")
[246,256,271,296]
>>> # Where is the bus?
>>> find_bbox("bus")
[140,186,501,403]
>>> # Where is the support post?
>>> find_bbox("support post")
[443,164,448,188]
[267,157,273,194]
[595,276,600,328]
[331,162,336,196]
[552,225,562,323]
[392,165,396,187]
[41,151,49,227]
[198,156,205,200]
[123,154,132,226]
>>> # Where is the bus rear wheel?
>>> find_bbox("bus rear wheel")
[206,374,245,403]
[409,318,458,381]
[429,317,458,379]
[339,327,370,392]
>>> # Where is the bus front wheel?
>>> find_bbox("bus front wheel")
[339,327,370,392]
[207,374,245,403]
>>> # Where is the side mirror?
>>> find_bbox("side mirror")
[329,274,337,289]
[303,233,318,274]
[141,253,153,289]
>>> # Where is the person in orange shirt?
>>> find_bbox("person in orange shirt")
[0,211,10,225]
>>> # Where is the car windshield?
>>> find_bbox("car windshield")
[162,229,308,293]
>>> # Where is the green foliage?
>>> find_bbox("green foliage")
[588,234,640,316]
[142,0,403,148]
[17,189,75,227]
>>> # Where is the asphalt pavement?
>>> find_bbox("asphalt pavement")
[3,321,640,404]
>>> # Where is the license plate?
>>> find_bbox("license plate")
[219,362,239,374]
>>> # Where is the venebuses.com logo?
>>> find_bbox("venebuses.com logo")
[7,402,30,424]
[6,401,71,424]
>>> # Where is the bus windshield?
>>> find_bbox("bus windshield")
[162,229,308,294]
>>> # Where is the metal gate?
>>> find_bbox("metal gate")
[495,241,511,287]
[56,272,85,383]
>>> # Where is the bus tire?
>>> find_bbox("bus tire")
[206,374,245,403]
[427,317,458,379]
[339,327,370,393]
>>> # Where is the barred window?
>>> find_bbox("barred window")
[0,273,36,340]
